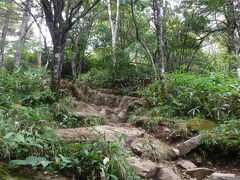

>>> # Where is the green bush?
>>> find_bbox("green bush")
[78,64,153,95]
[0,68,139,179]
[202,120,240,154]
[0,68,52,104]
[141,73,240,121]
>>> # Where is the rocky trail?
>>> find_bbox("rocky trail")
[57,85,239,180]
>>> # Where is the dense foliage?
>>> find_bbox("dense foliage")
[0,69,139,179]
[142,73,240,121]
[0,0,240,178]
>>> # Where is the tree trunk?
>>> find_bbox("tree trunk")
[153,0,168,99]
[51,40,66,95]
[0,0,12,69]
[130,0,158,78]
[15,0,31,69]
[37,15,43,67]
[37,29,42,67]
[225,0,237,73]
[107,0,120,65]
[40,0,100,95]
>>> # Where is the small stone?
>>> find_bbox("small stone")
[100,108,108,116]
[177,135,202,155]
[187,168,214,180]
[113,107,122,114]
[128,157,158,178]
[209,173,239,180]
[110,114,120,123]
[117,111,127,121]
[177,160,197,170]
[156,167,180,180]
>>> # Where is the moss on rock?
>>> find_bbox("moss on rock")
[187,118,216,131]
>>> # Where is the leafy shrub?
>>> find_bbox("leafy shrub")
[78,64,153,95]
[0,68,51,104]
[201,120,240,154]
[141,73,240,121]
[0,68,139,179]
[0,120,139,179]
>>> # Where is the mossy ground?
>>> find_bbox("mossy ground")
[187,118,216,131]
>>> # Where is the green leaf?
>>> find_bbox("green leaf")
[8,156,51,168]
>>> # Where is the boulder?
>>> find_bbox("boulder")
[128,157,158,178]
[177,135,202,155]
[177,160,197,170]
[73,85,122,108]
[119,96,137,110]
[113,107,122,115]
[209,173,239,180]
[99,108,108,117]
[57,125,145,147]
[109,114,120,123]
[117,111,127,122]
[187,168,214,180]
[131,137,175,161]
[156,167,179,180]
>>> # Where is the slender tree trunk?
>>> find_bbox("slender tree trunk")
[130,0,157,78]
[15,0,31,69]
[0,0,12,69]
[37,15,43,67]
[37,30,42,67]
[153,0,168,99]
[225,0,237,74]
[107,0,120,65]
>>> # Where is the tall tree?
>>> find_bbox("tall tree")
[70,16,94,83]
[153,0,168,98]
[0,0,13,69]
[130,0,157,77]
[15,0,31,69]
[106,0,120,65]
[39,0,100,95]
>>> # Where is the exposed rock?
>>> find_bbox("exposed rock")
[156,167,180,180]
[113,107,122,114]
[72,85,122,108]
[99,108,109,117]
[128,157,158,178]
[177,135,202,155]
[74,101,104,119]
[67,85,140,123]
[131,137,176,161]
[177,160,197,170]
[209,173,239,180]
[128,98,149,110]
[131,138,153,156]
[187,168,214,180]
[57,124,145,147]
[119,96,137,110]
[109,114,120,123]
[117,111,127,122]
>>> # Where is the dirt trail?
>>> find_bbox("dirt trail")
[58,85,240,180]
